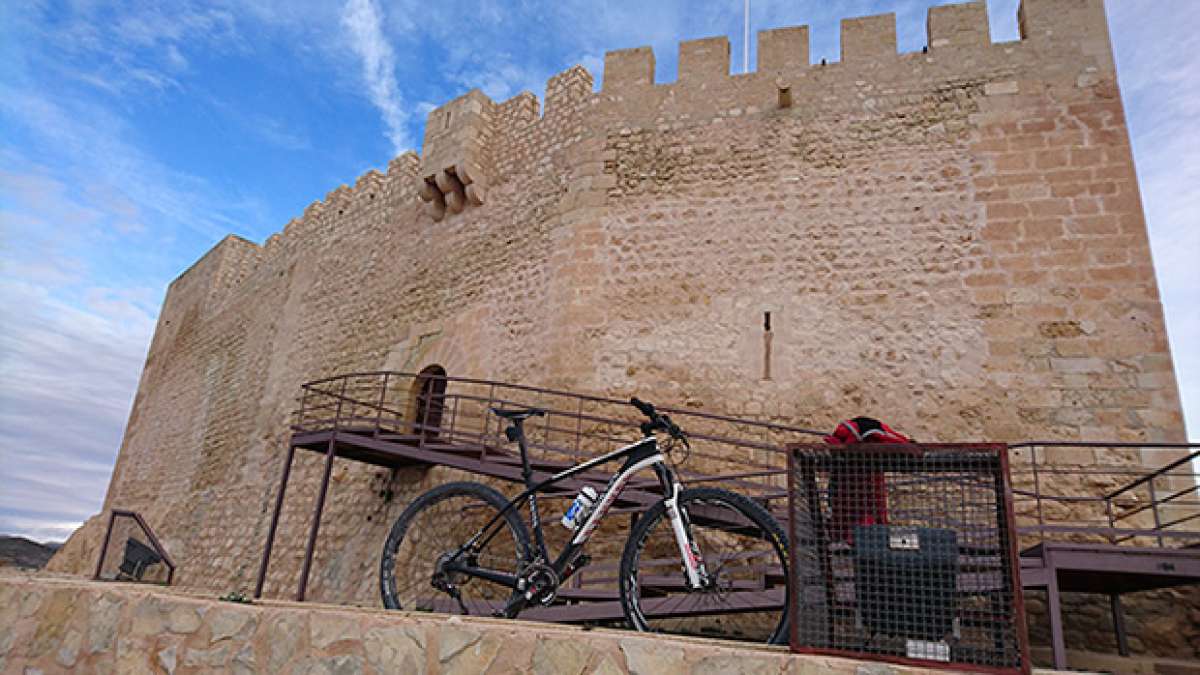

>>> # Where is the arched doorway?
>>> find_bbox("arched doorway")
[411,365,447,443]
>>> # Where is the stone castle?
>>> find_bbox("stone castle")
[48,0,1190,660]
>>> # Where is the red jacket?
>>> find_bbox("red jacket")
[824,417,911,543]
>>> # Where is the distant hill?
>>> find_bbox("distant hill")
[0,536,61,569]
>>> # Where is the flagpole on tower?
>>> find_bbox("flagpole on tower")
[743,0,750,72]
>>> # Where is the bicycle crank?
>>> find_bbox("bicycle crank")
[517,562,560,606]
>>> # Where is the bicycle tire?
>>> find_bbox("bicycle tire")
[380,481,531,614]
[618,486,790,644]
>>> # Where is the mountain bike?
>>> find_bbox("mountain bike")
[379,398,791,643]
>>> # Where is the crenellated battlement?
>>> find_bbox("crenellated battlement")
[187,0,1117,310]
[600,0,1109,91]
[840,12,897,63]
[75,0,1191,658]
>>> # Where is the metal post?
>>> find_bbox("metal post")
[298,385,310,428]
[254,443,295,598]
[997,445,1030,671]
[420,379,433,448]
[574,398,584,463]
[1147,477,1164,547]
[1031,445,1044,536]
[374,373,389,437]
[1046,558,1067,670]
[482,383,496,460]
[297,436,337,601]
[337,377,348,428]
[1104,494,1117,545]
[1110,594,1130,656]
[93,510,116,580]
[131,511,176,585]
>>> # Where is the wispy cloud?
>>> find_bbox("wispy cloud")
[0,276,156,544]
[341,0,410,154]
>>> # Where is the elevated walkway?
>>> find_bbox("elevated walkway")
[249,371,1198,669]
[254,371,818,620]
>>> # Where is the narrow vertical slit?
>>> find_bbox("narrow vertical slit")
[762,311,773,380]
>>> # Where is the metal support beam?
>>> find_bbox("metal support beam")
[93,510,116,580]
[297,435,337,601]
[1110,593,1130,657]
[254,443,296,598]
[1046,561,1067,670]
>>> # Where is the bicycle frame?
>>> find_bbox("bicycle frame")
[441,420,709,616]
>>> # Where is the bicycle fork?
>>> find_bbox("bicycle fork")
[658,473,711,590]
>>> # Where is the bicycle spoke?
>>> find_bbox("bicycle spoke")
[381,483,528,615]
[622,489,788,643]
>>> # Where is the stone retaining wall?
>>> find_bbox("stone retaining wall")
[0,572,1044,675]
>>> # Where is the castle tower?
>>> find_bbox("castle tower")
[48,0,1191,661]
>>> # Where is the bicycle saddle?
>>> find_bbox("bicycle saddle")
[490,407,546,421]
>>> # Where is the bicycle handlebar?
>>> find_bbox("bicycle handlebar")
[630,397,655,418]
[630,397,687,445]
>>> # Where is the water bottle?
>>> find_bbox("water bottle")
[562,486,598,529]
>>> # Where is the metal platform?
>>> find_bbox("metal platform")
[253,370,822,624]
[1010,442,1200,669]
[250,370,1199,662]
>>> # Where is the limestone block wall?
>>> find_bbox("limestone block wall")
[47,0,1190,660]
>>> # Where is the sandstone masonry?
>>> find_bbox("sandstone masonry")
[47,0,1190,662]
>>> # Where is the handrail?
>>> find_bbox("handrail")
[1104,449,1200,501]
[291,371,1200,552]
[93,508,176,585]
[298,370,827,437]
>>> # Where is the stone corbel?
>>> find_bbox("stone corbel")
[418,178,446,221]
[416,164,487,221]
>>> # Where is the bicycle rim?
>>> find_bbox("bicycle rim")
[381,483,527,615]
[621,488,789,643]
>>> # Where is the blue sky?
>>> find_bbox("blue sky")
[0,0,1196,543]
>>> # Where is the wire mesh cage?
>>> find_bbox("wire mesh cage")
[787,443,1029,674]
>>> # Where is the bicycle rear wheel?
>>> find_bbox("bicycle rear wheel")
[380,481,531,615]
[619,487,790,644]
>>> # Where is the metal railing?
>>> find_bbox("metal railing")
[1008,442,1200,548]
[262,369,1197,649]
[260,370,827,607]
[290,370,826,506]
[93,509,176,585]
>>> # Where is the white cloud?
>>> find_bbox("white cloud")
[0,279,156,543]
[341,0,410,154]
[0,86,248,242]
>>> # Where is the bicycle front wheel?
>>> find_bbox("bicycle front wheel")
[380,481,530,615]
[619,487,790,644]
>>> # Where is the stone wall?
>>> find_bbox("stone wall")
[48,0,1190,661]
[3,573,1053,675]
